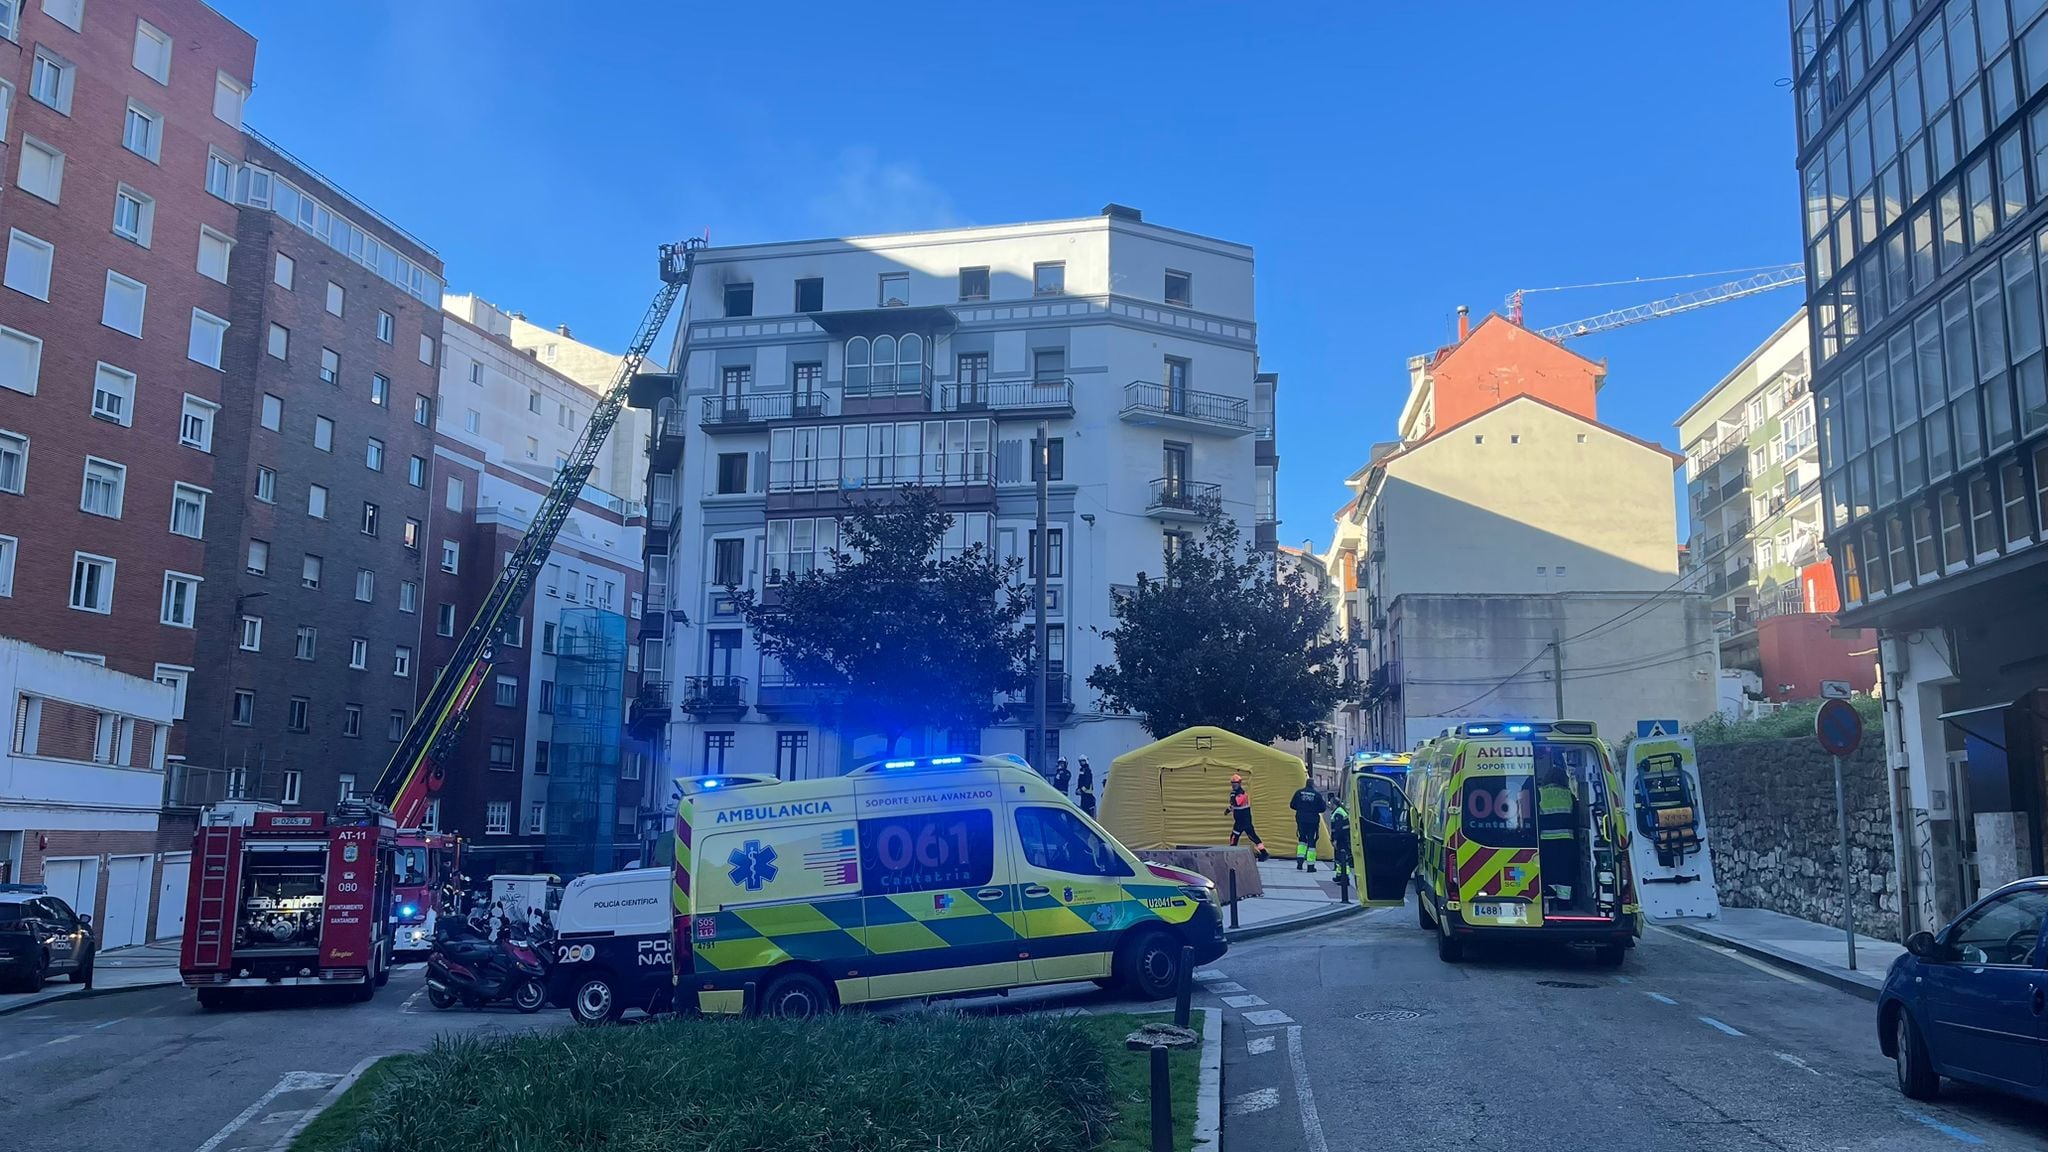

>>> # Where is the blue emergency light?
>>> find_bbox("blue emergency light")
[1506,724,1534,735]
[701,778,721,789]
[399,904,418,918]
[929,756,964,766]
[1466,724,1496,735]
[882,759,918,769]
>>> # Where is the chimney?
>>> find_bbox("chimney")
[1101,203,1143,222]
[1457,305,1471,342]
[557,324,572,337]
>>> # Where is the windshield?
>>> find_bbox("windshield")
[393,848,429,887]
[0,901,27,926]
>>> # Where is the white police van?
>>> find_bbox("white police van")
[545,867,673,1025]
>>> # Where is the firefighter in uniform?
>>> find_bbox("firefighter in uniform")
[1226,775,1268,859]
[1052,758,1072,796]
[1289,780,1327,872]
[1537,757,1579,909]
[1075,757,1097,819]
[1327,795,1353,883]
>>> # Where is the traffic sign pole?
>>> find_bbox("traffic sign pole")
[1832,752,1855,971]
[1814,698,1865,971]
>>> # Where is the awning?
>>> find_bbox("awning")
[1938,701,2011,751]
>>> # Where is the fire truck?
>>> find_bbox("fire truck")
[178,243,695,1008]
[391,830,461,954]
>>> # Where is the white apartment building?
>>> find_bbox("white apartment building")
[633,206,1277,780]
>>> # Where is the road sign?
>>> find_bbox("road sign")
[1820,679,1853,699]
[1815,698,1863,757]
[1636,719,1681,740]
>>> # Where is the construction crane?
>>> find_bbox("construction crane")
[368,240,700,830]
[1505,263,1805,343]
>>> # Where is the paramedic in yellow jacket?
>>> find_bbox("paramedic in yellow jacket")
[1226,775,1269,860]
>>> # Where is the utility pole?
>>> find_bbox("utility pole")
[1033,422,1050,774]
[1550,627,1565,720]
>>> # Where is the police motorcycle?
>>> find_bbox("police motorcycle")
[425,904,549,1013]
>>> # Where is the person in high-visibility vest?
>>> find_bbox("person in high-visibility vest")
[1289,780,1327,872]
[1327,796,1353,883]
[1537,758,1579,907]
[1226,775,1269,859]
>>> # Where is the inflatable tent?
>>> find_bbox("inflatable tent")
[1099,726,1332,859]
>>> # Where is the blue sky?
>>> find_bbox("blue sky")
[214,0,1800,549]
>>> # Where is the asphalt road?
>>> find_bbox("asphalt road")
[1212,903,2048,1151]
[0,964,558,1152]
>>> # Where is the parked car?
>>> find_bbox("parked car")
[0,893,98,992]
[1879,876,2048,1104]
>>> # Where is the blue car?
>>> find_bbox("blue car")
[1879,876,2048,1103]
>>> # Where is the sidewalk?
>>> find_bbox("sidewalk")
[1221,857,1358,940]
[0,939,183,1016]
[1660,906,1903,1000]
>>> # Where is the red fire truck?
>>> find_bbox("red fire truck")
[391,831,461,954]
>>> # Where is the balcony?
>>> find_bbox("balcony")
[841,377,932,417]
[700,391,830,432]
[679,675,748,719]
[648,405,686,471]
[626,680,670,740]
[1119,381,1252,436]
[627,371,677,411]
[1146,478,1219,522]
[767,451,997,514]
[1005,673,1073,720]
[935,377,1075,417]
[1727,516,1753,542]
[757,674,831,721]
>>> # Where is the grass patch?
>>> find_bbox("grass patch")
[1682,695,1884,747]
[292,1010,1204,1152]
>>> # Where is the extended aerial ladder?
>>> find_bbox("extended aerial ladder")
[367,241,699,830]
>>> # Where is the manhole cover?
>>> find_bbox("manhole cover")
[1353,1008,1427,1022]
[1537,980,1595,989]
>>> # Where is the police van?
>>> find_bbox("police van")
[547,867,673,1025]
[673,754,1227,1018]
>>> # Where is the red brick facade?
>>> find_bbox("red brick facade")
[1421,315,1606,438]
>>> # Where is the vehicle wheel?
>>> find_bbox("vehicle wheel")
[1436,922,1464,963]
[570,974,622,1025]
[373,953,392,987]
[196,988,235,1012]
[16,951,47,992]
[1592,944,1627,968]
[513,979,546,1014]
[1895,1011,1940,1100]
[348,977,376,1003]
[68,957,93,985]
[426,984,457,1010]
[1120,929,1182,1000]
[759,970,833,1020]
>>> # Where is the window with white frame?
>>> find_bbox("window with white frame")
[4,229,52,300]
[16,136,61,206]
[360,502,378,537]
[160,571,199,627]
[260,393,281,431]
[320,346,339,384]
[371,374,390,406]
[187,309,227,368]
[169,484,206,538]
[0,80,12,145]
[267,322,289,360]
[132,19,172,84]
[419,334,434,365]
[230,691,254,727]
[488,737,516,770]
[204,148,235,200]
[281,768,302,802]
[121,100,162,162]
[435,602,455,637]
[445,476,464,512]
[196,227,232,282]
[180,396,216,451]
[406,455,424,487]
[69,552,114,613]
[0,430,22,493]
[325,281,344,316]
[441,540,459,573]
[294,625,316,660]
[254,467,275,503]
[238,613,262,651]
[399,581,417,613]
[245,538,267,575]
[42,0,82,32]
[307,484,327,519]
[0,327,41,396]
[80,458,124,518]
[485,801,510,835]
[494,676,518,708]
[102,272,146,336]
[302,554,322,589]
[152,664,191,720]
[0,534,15,598]
[349,638,367,670]
[365,437,384,472]
[91,363,135,425]
[464,408,479,434]
[313,415,333,452]
[529,803,545,835]
[376,310,393,342]
[28,50,72,115]
[355,567,374,602]
[112,186,154,246]
[213,71,247,127]
[393,646,412,678]
[412,394,430,425]
[273,251,294,289]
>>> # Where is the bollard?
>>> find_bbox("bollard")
[742,981,758,1016]
[1173,945,1193,1028]
[1149,1044,1172,1152]
[1228,869,1240,930]
[1337,868,1349,906]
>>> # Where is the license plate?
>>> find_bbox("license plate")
[1470,901,1521,920]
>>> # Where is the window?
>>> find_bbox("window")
[160,571,199,627]
[191,228,236,289]
[364,437,384,472]
[254,467,275,503]
[169,484,206,538]
[273,251,295,289]
[180,395,217,452]
[68,552,113,613]
[1014,805,1131,876]
[440,540,459,573]
[213,71,247,128]
[307,484,328,519]
[413,395,431,426]
[320,281,344,316]
[42,0,81,32]
[91,363,134,426]
[187,309,228,369]
[354,568,374,603]
[723,282,753,317]
[376,310,393,342]
[713,451,749,495]
[1030,528,1065,578]
[133,19,172,83]
[310,415,336,453]
[0,328,41,396]
[630,592,642,619]
[393,646,412,678]
[231,690,254,726]
[1,230,47,303]
[488,738,516,770]
[1035,437,1066,481]
[399,581,417,613]
[99,271,149,338]
[389,710,408,742]
[1164,269,1192,306]
[372,374,389,407]
[112,186,154,247]
[360,503,379,537]
[0,429,22,494]
[782,274,824,314]
[958,266,990,301]
[2003,460,2035,546]
[419,334,435,365]
[879,272,909,306]
[342,706,361,738]
[122,100,162,162]
[80,458,124,518]
[1034,262,1066,296]
[28,50,72,115]
[527,390,541,415]
[436,603,456,637]
[403,518,421,549]
[713,538,745,586]
[499,617,523,648]
[1033,348,1066,383]
[529,803,546,835]
[294,626,316,661]
[703,731,735,774]
[495,676,519,708]
[202,147,233,199]
[151,663,190,719]
[775,731,810,781]
[485,802,511,836]
[1972,474,2001,558]
[302,554,322,589]
[265,322,290,361]
[445,476,465,512]
[245,539,268,576]
[538,680,554,714]
[345,636,368,670]
[543,621,557,653]
[1940,888,2048,965]
[238,615,262,652]
[0,535,13,598]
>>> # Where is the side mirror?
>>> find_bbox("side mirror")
[1905,931,1937,958]
[76,913,91,926]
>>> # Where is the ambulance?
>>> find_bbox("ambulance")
[671,753,1227,1017]
[1347,721,1640,964]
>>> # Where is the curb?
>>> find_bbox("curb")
[1658,922,1883,1002]
[1192,1006,1221,1152]
[0,975,182,1017]
[267,1054,383,1152]
[1224,899,1364,942]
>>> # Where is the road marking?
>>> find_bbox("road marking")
[1644,992,1678,1005]
[1612,975,1633,984]
[1904,1111,1985,1145]
[1193,969,1227,982]
[1657,927,1812,986]
[1284,1026,1331,1152]
[1698,1016,1744,1037]
[1247,1035,1277,1055]
[1204,981,1246,994]
[47,1034,79,1045]
[1775,1052,1821,1076]
[1241,1009,1295,1027]
[1221,993,1267,1008]
[92,1013,135,1030]
[193,1071,342,1152]
[400,988,427,1015]
[1226,1087,1280,1116]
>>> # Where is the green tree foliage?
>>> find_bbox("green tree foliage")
[733,488,1032,752]
[1088,507,1345,744]
[1685,694,1885,747]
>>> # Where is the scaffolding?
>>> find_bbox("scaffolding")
[546,608,628,875]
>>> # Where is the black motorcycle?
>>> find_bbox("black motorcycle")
[426,919,547,1013]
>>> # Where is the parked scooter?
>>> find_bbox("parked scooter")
[426,913,548,1013]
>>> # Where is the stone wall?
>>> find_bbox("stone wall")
[1694,737,1898,941]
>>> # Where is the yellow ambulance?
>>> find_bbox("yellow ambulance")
[671,753,1228,1017]
[1347,721,1640,964]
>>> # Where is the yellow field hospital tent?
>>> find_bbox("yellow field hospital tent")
[1100,726,1332,859]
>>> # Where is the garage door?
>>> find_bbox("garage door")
[102,855,150,949]
[41,858,95,926]
[156,854,190,942]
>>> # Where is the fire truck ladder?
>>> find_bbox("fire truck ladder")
[367,241,699,829]
[192,826,236,967]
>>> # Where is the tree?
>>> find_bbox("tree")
[732,488,1033,755]
[1088,506,1345,744]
